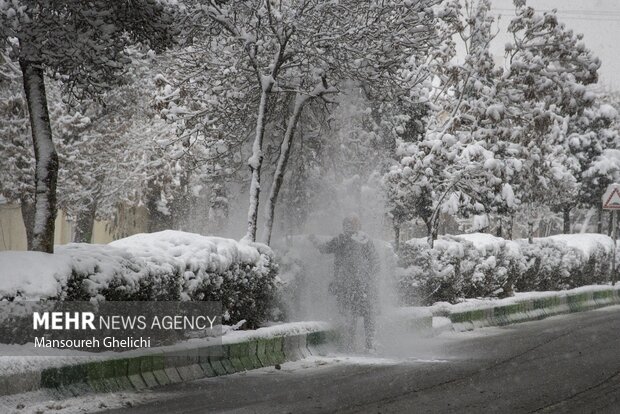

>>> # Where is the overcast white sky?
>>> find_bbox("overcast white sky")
[487,0,620,90]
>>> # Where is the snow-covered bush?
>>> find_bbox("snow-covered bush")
[516,234,612,291]
[397,233,613,305]
[546,234,613,287]
[516,240,575,292]
[59,244,158,301]
[455,234,526,299]
[0,231,278,328]
[397,234,525,305]
[109,231,278,328]
[0,252,72,299]
[396,238,463,305]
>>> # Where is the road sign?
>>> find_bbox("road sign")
[602,184,620,210]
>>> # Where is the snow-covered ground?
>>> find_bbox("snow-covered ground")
[0,389,163,414]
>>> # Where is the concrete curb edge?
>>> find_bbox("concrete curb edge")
[446,286,620,332]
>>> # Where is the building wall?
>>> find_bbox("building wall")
[0,203,28,251]
[0,202,149,251]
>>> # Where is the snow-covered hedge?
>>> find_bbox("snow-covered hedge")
[516,234,612,292]
[397,233,614,305]
[0,231,278,328]
[397,234,526,304]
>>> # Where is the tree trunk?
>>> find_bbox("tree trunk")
[172,171,190,231]
[426,217,439,249]
[527,216,534,244]
[73,200,97,243]
[245,86,271,242]
[563,206,571,234]
[19,197,36,250]
[393,223,400,252]
[424,219,434,248]
[597,205,603,233]
[496,216,503,238]
[20,59,58,253]
[146,181,173,232]
[262,93,310,245]
[507,214,514,240]
[208,183,229,235]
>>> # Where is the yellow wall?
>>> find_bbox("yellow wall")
[0,203,28,250]
[0,202,148,251]
[54,210,72,245]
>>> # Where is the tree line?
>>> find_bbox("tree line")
[1,0,618,253]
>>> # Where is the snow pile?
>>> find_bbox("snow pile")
[0,252,72,299]
[397,233,614,305]
[0,231,277,327]
[223,321,331,344]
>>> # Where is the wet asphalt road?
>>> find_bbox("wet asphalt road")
[106,306,620,414]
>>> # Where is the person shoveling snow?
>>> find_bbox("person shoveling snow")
[310,215,380,352]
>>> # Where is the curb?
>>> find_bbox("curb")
[0,329,336,398]
[0,312,433,398]
[445,286,620,332]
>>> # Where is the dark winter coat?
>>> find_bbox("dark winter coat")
[317,231,379,316]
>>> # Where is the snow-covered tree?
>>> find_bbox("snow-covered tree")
[578,102,620,231]
[501,0,600,240]
[160,0,453,244]
[53,106,96,242]
[385,0,603,243]
[0,54,35,247]
[0,0,177,252]
[276,118,323,236]
[386,0,514,245]
[52,74,150,242]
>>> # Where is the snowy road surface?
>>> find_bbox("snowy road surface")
[18,306,620,414]
[101,306,620,413]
